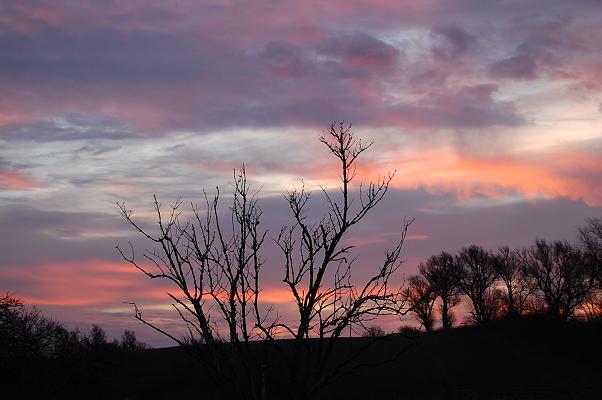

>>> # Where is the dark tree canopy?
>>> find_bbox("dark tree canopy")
[454,245,499,325]
[419,251,461,329]
[522,239,594,320]
[579,217,602,288]
[405,275,437,332]
[0,293,148,397]
[494,246,531,316]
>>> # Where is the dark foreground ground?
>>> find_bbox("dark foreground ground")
[13,318,602,399]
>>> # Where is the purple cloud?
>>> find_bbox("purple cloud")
[490,54,538,79]
[431,24,477,60]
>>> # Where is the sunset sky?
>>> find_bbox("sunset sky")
[1,0,601,346]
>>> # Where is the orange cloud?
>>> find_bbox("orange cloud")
[425,150,602,205]
[0,258,300,308]
[346,147,602,206]
[257,288,296,304]
[0,260,166,307]
[406,234,429,241]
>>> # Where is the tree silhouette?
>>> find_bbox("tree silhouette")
[274,123,411,397]
[118,167,269,398]
[579,217,602,288]
[0,293,63,364]
[0,293,148,397]
[118,122,412,399]
[405,275,437,332]
[577,218,602,320]
[494,246,531,316]
[521,239,594,320]
[419,252,461,329]
[120,329,148,351]
[88,324,108,348]
[454,245,499,325]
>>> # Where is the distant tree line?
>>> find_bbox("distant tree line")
[0,293,147,396]
[404,218,602,331]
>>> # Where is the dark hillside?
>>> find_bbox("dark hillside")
[28,318,602,399]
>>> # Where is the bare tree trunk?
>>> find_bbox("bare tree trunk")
[441,297,452,330]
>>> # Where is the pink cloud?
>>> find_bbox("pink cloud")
[0,112,28,127]
[388,149,602,206]
[407,234,429,241]
[0,2,64,33]
[0,258,302,308]
[0,170,42,190]
[0,260,164,306]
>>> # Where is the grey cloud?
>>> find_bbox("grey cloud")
[250,187,602,285]
[0,2,595,138]
[0,28,233,84]
[488,15,601,88]
[388,84,526,129]
[350,188,601,273]
[1,183,599,268]
[490,53,538,79]
[431,25,477,60]
[0,116,137,141]
[0,205,131,266]
[0,28,401,132]
[259,41,310,76]
[0,12,563,135]
[314,32,401,71]
[75,143,121,156]
[0,157,12,169]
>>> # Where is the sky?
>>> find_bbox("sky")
[1,0,601,346]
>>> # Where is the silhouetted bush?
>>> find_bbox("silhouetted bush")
[0,293,149,397]
[363,326,386,337]
[397,325,422,338]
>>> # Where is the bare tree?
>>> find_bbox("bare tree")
[275,122,411,398]
[494,246,531,316]
[521,239,594,320]
[87,324,108,348]
[577,218,602,321]
[480,287,506,323]
[581,291,602,321]
[118,123,412,399]
[578,217,602,288]
[118,167,271,399]
[404,275,436,332]
[454,245,499,325]
[419,252,461,329]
